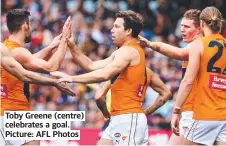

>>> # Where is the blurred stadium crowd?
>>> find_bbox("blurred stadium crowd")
[1,0,226,130]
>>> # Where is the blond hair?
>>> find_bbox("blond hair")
[200,7,225,33]
[183,9,201,27]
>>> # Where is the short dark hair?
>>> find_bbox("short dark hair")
[116,10,143,38]
[6,9,31,33]
[183,9,201,27]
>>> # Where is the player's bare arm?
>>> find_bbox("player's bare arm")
[94,81,111,119]
[50,70,112,117]
[33,34,62,59]
[144,68,172,115]
[0,43,75,96]
[67,29,115,72]
[174,40,203,108]
[171,40,203,135]
[11,17,71,73]
[52,46,139,83]
[139,35,189,60]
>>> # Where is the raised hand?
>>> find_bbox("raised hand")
[67,23,76,49]
[49,34,62,48]
[54,82,75,96]
[62,16,72,39]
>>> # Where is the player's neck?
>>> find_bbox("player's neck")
[194,33,203,40]
[121,36,135,46]
[8,32,25,46]
[204,28,218,37]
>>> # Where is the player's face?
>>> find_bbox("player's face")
[180,18,199,43]
[111,18,127,46]
[24,20,32,43]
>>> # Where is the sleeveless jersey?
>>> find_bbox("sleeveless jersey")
[1,40,30,115]
[110,39,146,116]
[193,34,226,120]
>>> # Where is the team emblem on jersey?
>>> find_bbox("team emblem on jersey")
[0,84,8,98]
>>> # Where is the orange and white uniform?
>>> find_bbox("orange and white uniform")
[110,40,146,116]
[0,40,31,146]
[185,34,226,145]
[1,40,30,116]
[193,34,226,120]
[101,40,149,145]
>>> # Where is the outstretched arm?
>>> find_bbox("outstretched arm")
[33,34,62,59]
[144,68,172,115]
[139,35,189,60]
[52,46,132,84]
[0,43,75,96]
[95,81,111,119]
[11,17,71,73]
[1,43,52,83]
[67,30,115,72]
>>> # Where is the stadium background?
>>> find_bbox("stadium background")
[1,0,226,145]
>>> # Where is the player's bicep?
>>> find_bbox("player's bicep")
[24,57,51,73]
[180,47,189,60]
[104,49,130,78]
[92,52,115,70]
[1,54,28,80]
[11,48,50,73]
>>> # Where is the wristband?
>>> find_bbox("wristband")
[173,107,181,114]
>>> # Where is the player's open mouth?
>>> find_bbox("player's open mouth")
[181,34,187,38]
